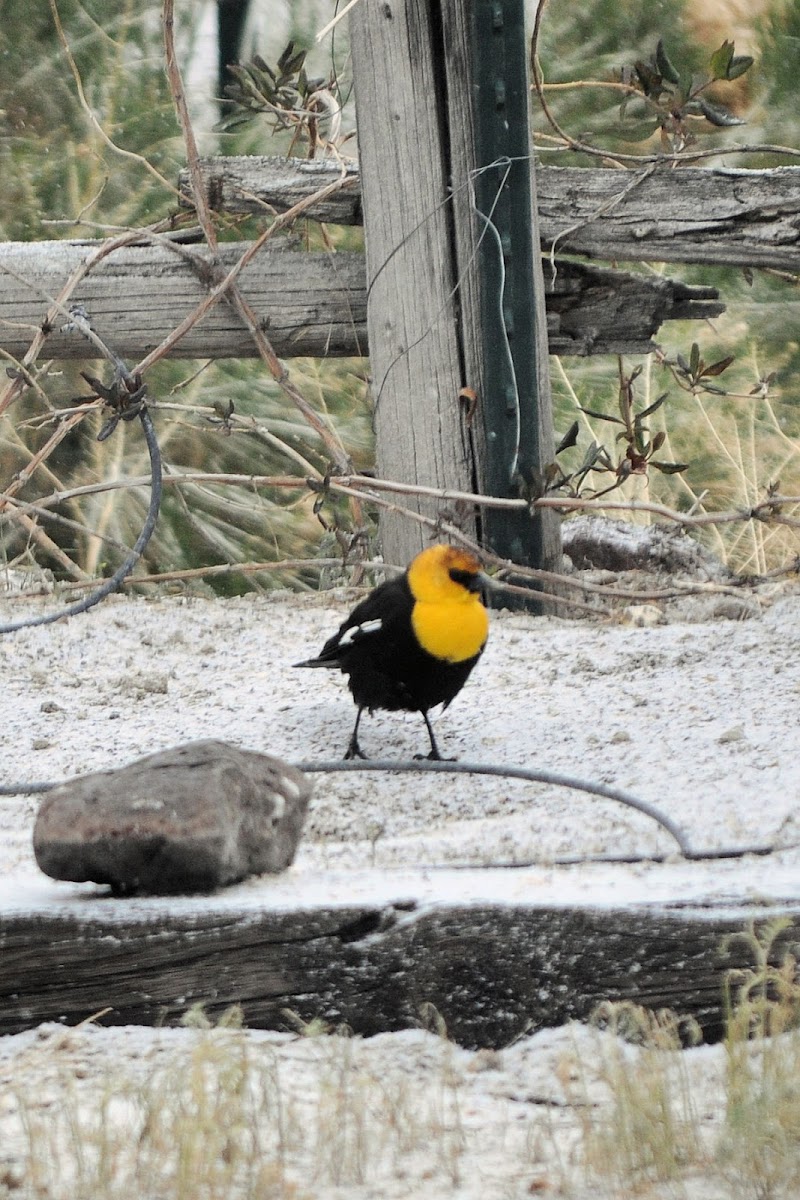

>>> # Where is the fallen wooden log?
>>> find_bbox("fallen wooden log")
[2,892,798,1046]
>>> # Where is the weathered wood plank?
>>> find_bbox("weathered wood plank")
[546,260,723,356]
[0,240,366,361]
[178,155,363,223]
[349,0,475,564]
[180,157,800,272]
[2,901,799,1047]
[538,165,800,271]
[0,240,721,362]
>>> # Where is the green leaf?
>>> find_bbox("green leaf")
[277,41,297,72]
[283,49,308,79]
[651,430,666,454]
[252,54,276,83]
[651,461,689,474]
[696,96,746,127]
[542,462,563,489]
[556,420,580,455]
[634,59,662,97]
[578,406,626,425]
[709,39,735,81]
[638,391,669,419]
[702,354,735,378]
[578,441,604,472]
[727,55,754,81]
[690,342,701,377]
[250,62,278,93]
[655,39,681,86]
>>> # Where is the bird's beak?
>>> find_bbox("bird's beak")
[475,571,502,594]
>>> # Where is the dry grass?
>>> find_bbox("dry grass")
[4,1,800,588]
[0,1012,488,1200]
[2,931,800,1200]
[553,333,800,574]
[567,920,800,1200]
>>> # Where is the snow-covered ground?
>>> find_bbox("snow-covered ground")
[1,579,799,1197]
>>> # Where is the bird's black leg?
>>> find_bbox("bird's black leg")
[419,710,455,761]
[344,707,368,760]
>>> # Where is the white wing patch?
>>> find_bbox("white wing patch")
[338,618,383,647]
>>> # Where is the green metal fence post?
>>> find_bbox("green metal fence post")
[471,0,559,595]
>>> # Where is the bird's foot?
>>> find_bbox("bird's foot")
[414,750,457,762]
[344,740,368,761]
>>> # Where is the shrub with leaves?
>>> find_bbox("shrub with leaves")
[218,41,342,156]
[620,38,754,149]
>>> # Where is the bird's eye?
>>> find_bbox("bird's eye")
[449,567,479,590]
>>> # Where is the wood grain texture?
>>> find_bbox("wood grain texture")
[0,240,366,361]
[537,165,800,270]
[179,155,362,223]
[0,241,719,363]
[349,0,478,565]
[2,900,798,1047]
[180,157,800,271]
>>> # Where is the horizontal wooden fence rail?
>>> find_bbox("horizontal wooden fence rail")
[1,161,796,365]
[0,240,721,362]
[179,157,800,273]
[0,240,367,362]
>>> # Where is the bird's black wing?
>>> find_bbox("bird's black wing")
[295,573,413,667]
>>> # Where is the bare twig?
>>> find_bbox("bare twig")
[0,228,151,421]
[132,195,357,475]
[5,465,794,607]
[316,0,362,42]
[159,12,356,476]
[48,0,177,198]
[223,288,353,473]
[1,495,132,557]
[7,511,90,581]
[7,557,383,595]
[0,410,94,510]
[324,473,800,531]
[162,0,218,253]
[0,407,162,633]
[0,472,312,511]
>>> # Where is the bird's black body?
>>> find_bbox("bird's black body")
[295,545,489,759]
[311,573,480,714]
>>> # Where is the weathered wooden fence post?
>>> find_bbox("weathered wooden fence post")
[349,0,561,586]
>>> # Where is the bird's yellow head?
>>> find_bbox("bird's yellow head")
[407,544,485,603]
[407,544,489,663]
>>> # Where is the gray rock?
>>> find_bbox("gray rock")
[33,740,312,894]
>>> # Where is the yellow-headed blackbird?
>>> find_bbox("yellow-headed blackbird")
[295,544,489,760]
